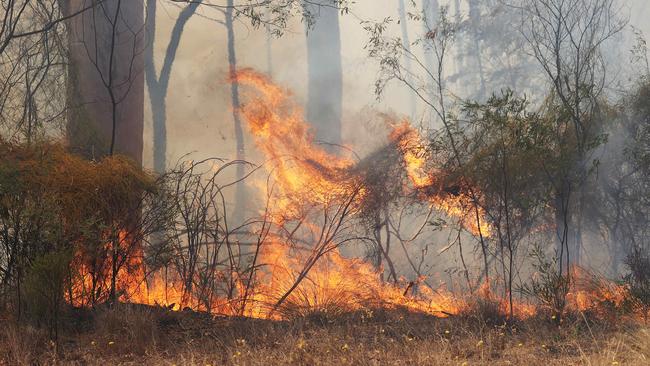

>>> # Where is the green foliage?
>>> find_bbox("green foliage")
[462,90,554,228]
[519,246,570,317]
[22,250,72,338]
[624,249,650,307]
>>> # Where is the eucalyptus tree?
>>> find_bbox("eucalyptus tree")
[518,0,626,271]
[303,0,343,149]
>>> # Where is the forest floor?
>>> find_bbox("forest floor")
[1,304,649,365]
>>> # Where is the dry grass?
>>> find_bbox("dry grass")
[1,306,649,365]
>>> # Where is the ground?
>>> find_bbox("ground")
[1,305,649,365]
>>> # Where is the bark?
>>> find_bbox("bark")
[64,0,144,164]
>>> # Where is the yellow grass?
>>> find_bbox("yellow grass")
[1,305,649,365]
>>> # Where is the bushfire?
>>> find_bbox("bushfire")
[68,69,642,322]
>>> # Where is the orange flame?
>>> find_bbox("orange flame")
[390,121,492,237]
[232,69,358,219]
[69,230,147,307]
[67,69,644,323]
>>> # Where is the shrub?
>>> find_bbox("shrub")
[21,250,72,339]
[519,246,570,319]
[1,139,160,316]
[624,248,650,309]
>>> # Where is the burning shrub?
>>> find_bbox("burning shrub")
[520,247,640,322]
[0,139,160,318]
[519,247,570,319]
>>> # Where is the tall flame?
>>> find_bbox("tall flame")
[67,69,644,323]
[232,69,358,219]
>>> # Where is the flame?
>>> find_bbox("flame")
[390,121,433,188]
[565,267,632,316]
[390,121,492,237]
[234,239,462,319]
[231,69,358,219]
[69,230,147,307]
[66,69,645,323]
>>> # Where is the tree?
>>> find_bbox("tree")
[225,0,247,223]
[64,0,145,163]
[366,7,494,285]
[145,0,203,173]
[0,1,69,142]
[398,0,417,120]
[304,0,343,148]
[519,0,625,270]
[461,91,553,316]
[422,0,439,74]
[466,0,486,100]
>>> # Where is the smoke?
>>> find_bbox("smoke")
[143,0,650,281]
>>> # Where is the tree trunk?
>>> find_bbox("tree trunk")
[64,0,144,164]
[422,0,440,72]
[146,0,201,173]
[468,0,486,100]
[226,0,247,223]
[398,0,417,121]
[304,2,342,148]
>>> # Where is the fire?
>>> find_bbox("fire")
[231,69,358,219]
[565,267,632,316]
[390,121,433,188]
[232,69,491,237]
[390,121,492,237]
[66,68,644,323]
[69,230,148,307]
[235,239,463,319]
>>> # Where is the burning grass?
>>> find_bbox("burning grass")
[3,70,650,365]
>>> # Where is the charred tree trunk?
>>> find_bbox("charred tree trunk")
[304,1,342,148]
[64,0,144,164]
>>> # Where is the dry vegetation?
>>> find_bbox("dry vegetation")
[2,2,650,365]
[1,305,648,365]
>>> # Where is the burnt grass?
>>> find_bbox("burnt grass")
[1,304,649,365]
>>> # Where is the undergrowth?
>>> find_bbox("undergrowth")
[1,305,648,365]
